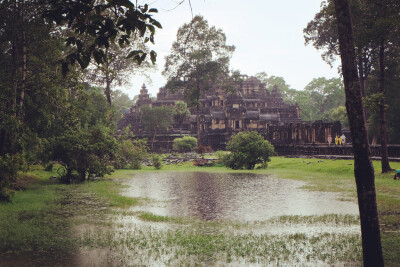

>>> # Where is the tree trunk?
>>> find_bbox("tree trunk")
[151,131,156,151]
[196,105,201,145]
[0,130,7,156]
[378,39,392,173]
[357,54,367,121]
[19,0,26,119]
[104,48,112,105]
[333,1,384,266]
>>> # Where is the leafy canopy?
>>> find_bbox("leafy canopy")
[225,131,274,170]
[43,0,162,74]
[163,15,235,107]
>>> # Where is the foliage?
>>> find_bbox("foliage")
[173,136,198,152]
[118,139,148,169]
[150,154,163,170]
[140,105,174,148]
[255,72,297,102]
[43,0,161,75]
[173,101,191,128]
[0,154,24,202]
[49,126,118,183]
[112,90,135,121]
[163,16,235,108]
[329,106,349,128]
[84,40,154,105]
[225,131,274,170]
[294,77,345,122]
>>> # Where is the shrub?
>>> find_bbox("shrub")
[214,150,229,166]
[0,154,24,202]
[151,154,163,169]
[173,136,197,152]
[49,125,118,183]
[225,131,274,170]
[118,139,148,169]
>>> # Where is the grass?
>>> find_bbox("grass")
[1,156,399,266]
[106,156,400,265]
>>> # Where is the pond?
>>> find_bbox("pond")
[121,172,359,222]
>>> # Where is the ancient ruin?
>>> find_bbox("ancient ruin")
[118,75,342,152]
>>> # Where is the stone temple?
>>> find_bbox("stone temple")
[118,75,341,152]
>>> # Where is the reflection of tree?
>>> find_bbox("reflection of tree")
[192,173,218,221]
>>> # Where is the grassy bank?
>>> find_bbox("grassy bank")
[0,165,139,264]
[107,156,400,265]
[0,157,399,265]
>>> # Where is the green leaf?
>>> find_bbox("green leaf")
[150,50,157,64]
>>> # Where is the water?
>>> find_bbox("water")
[121,172,359,221]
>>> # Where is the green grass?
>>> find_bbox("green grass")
[1,156,399,265]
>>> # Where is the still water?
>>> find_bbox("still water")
[122,172,359,221]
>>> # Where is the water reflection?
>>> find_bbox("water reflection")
[122,172,359,221]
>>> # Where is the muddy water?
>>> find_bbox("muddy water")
[121,172,359,221]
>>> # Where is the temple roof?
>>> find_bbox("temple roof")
[245,111,260,119]
[260,114,279,121]
[211,112,227,119]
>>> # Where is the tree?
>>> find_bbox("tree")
[112,90,135,121]
[304,0,400,173]
[333,0,383,265]
[140,106,174,149]
[163,15,235,143]
[85,40,154,105]
[255,72,297,102]
[43,0,161,75]
[173,101,190,133]
[50,125,118,183]
[300,77,345,121]
[118,139,148,169]
[173,136,197,152]
[330,106,349,128]
[225,131,274,170]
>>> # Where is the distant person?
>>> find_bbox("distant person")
[328,135,332,146]
[335,135,339,145]
[340,134,346,145]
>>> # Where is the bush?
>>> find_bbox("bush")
[118,139,148,169]
[225,131,274,170]
[151,154,163,169]
[173,136,197,152]
[49,125,118,183]
[0,154,24,202]
[214,150,229,166]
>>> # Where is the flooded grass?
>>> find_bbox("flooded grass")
[1,158,399,266]
[76,211,363,266]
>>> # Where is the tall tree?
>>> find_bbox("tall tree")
[255,72,297,102]
[173,101,190,134]
[163,15,235,143]
[303,77,345,120]
[304,0,399,173]
[84,32,154,105]
[333,0,383,265]
[43,0,161,75]
[140,106,174,149]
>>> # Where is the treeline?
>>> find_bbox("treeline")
[0,0,160,200]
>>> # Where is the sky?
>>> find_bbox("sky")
[120,0,340,98]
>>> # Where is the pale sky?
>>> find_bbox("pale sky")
[121,0,340,98]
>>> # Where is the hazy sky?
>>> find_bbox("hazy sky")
[121,0,340,98]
